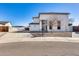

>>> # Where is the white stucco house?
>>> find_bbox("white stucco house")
[0,21,25,32]
[29,12,72,32]
[0,21,12,32]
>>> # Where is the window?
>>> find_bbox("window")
[68,23,72,26]
[49,21,52,30]
[57,21,61,30]
[57,26,60,29]
[49,25,52,29]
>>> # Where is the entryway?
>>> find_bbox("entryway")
[41,20,47,32]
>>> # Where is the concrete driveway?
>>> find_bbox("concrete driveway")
[0,32,7,37]
[0,32,34,43]
[0,32,79,43]
[72,32,79,37]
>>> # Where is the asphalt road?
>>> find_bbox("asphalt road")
[0,41,79,56]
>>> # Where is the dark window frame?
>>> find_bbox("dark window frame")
[57,21,61,30]
[68,23,72,26]
[57,26,61,30]
[49,25,52,29]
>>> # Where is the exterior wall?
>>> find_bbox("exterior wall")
[32,17,39,23]
[10,27,25,32]
[5,23,12,32]
[30,13,72,32]
[5,23,12,26]
[0,22,12,32]
[10,27,19,32]
[29,24,40,31]
[39,14,72,32]
[0,24,4,26]
[68,26,73,31]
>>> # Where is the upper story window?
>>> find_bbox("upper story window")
[68,23,72,26]
[57,21,61,26]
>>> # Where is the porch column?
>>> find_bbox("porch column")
[40,20,42,31]
[47,20,49,32]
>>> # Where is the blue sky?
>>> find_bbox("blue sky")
[0,3,79,26]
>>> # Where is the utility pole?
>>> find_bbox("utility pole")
[41,20,43,37]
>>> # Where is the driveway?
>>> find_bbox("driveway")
[72,32,79,37]
[0,32,79,43]
[0,32,7,37]
[0,32,34,43]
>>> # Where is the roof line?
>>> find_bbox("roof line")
[39,12,70,14]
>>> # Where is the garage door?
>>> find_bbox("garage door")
[0,26,9,32]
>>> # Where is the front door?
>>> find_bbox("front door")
[42,25,47,31]
[41,20,47,32]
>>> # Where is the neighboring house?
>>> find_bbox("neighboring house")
[0,21,12,32]
[73,26,79,32]
[11,26,25,32]
[29,12,72,32]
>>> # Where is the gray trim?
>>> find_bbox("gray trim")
[29,23,39,25]
[32,17,39,21]
[39,12,70,15]
[39,12,70,17]
[0,21,9,24]
[12,26,25,27]
[33,17,39,19]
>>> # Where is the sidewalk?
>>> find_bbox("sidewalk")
[0,36,79,43]
[0,32,79,43]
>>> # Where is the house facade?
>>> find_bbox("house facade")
[11,26,25,32]
[0,21,12,32]
[0,21,26,32]
[29,12,72,32]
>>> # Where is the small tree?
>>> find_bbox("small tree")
[48,16,58,27]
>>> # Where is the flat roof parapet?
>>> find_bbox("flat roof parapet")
[39,12,70,15]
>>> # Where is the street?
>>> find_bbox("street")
[0,41,79,56]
